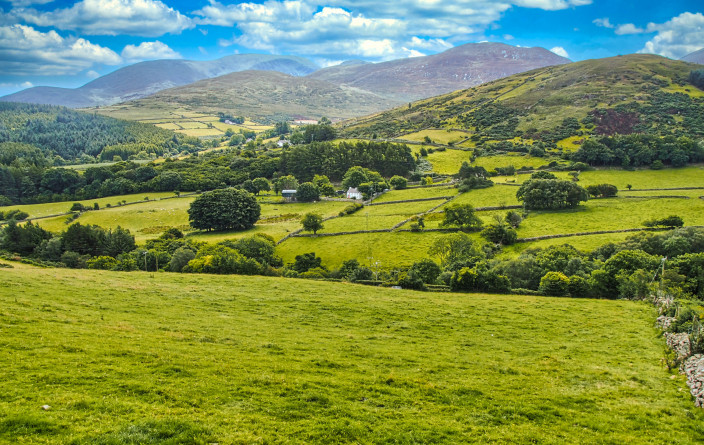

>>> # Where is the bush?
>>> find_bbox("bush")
[410,259,442,284]
[586,184,618,198]
[86,256,119,270]
[339,203,363,216]
[539,271,570,296]
[643,215,684,228]
[397,270,426,290]
[389,175,408,189]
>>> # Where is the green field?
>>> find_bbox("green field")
[5,166,704,268]
[1,265,702,443]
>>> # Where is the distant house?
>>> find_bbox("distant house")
[282,189,297,202]
[346,187,363,200]
[277,139,290,148]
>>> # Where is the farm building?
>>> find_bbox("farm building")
[282,189,297,202]
[346,187,363,200]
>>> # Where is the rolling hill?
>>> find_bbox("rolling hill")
[308,42,571,101]
[682,48,704,65]
[99,70,402,122]
[340,54,704,141]
[0,54,319,108]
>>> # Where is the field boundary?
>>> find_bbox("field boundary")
[516,225,704,243]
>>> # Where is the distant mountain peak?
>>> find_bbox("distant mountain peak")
[681,48,704,65]
[0,54,320,108]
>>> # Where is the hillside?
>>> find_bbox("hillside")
[682,48,704,65]
[107,70,402,122]
[0,54,319,108]
[309,42,570,101]
[1,265,702,443]
[340,54,704,142]
[0,102,194,164]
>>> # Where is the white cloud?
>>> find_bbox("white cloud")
[550,46,569,58]
[593,17,614,29]
[121,40,181,62]
[20,81,33,88]
[513,0,591,10]
[615,23,645,35]
[193,0,592,61]
[6,0,54,6]
[637,12,704,59]
[15,0,193,37]
[86,70,100,79]
[503,34,514,40]
[0,24,122,76]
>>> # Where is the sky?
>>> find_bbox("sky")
[0,0,702,96]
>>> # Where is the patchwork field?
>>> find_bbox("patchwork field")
[3,165,704,268]
[1,266,702,443]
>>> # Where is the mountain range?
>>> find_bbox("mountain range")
[340,54,703,140]
[0,55,318,108]
[681,48,704,65]
[1,43,570,120]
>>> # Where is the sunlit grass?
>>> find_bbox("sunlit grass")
[1,267,701,443]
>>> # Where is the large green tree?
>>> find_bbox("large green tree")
[516,179,589,210]
[188,188,260,232]
[441,204,483,232]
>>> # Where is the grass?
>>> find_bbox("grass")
[425,149,473,175]
[515,197,704,238]
[280,231,449,269]
[401,129,470,145]
[7,166,704,268]
[473,154,552,170]
[373,185,457,203]
[1,192,180,219]
[1,266,702,443]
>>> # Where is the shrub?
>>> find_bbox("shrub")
[539,272,570,297]
[586,184,618,198]
[567,275,591,298]
[397,270,426,290]
[389,175,408,190]
[410,259,442,284]
[643,215,684,228]
[86,256,119,270]
[349,267,374,282]
[339,203,363,216]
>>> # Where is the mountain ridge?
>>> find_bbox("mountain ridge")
[308,42,571,101]
[1,54,319,108]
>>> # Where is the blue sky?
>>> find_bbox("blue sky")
[0,0,702,96]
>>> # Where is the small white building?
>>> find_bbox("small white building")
[346,187,363,200]
[277,139,291,148]
[281,189,297,202]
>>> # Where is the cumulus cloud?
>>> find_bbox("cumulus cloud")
[0,24,122,76]
[550,46,569,58]
[86,70,100,79]
[121,40,181,62]
[6,0,54,6]
[513,0,591,10]
[593,17,614,29]
[194,0,592,61]
[637,12,704,59]
[615,23,645,35]
[15,0,193,37]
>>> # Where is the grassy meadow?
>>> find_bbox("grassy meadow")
[4,164,704,268]
[1,265,702,443]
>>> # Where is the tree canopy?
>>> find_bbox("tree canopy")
[517,179,589,210]
[188,188,260,232]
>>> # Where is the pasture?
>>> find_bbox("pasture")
[4,165,704,268]
[1,266,702,443]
